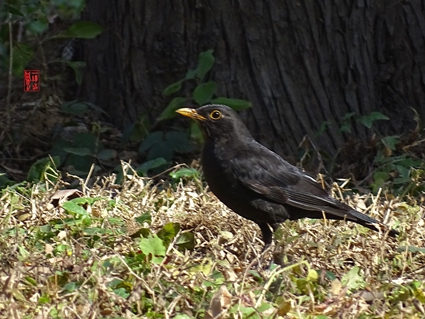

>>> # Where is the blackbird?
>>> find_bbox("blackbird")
[176,104,398,249]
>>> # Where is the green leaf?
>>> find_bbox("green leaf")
[196,50,215,80]
[122,123,136,144]
[322,270,337,281]
[157,222,180,247]
[163,80,184,96]
[147,143,174,161]
[393,176,412,185]
[129,227,151,239]
[4,5,24,16]
[62,201,88,217]
[19,246,30,259]
[136,158,167,176]
[398,157,423,168]
[27,19,49,34]
[139,235,166,264]
[169,168,200,181]
[38,294,51,304]
[176,232,195,250]
[97,149,116,161]
[59,100,104,117]
[395,165,410,178]
[397,246,425,254]
[66,61,86,85]
[341,266,365,290]
[73,132,99,152]
[381,135,400,150]
[122,116,150,144]
[107,278,122,289]
[12,43,34,77]
[413,283,425,303]
[27,156,60,183]
[58,21,103,39]
[373,171,390,183]
[306,269,318,282]
[83,227,112,235]
[165,131,195,153]
[63,147,93,156]
[190,121,203,143]
[139,132,164,153]
[135,212,152,225]
[315,121,331,137]
[237,305,256,316]
[0,173,14,188]
[24,276,37,286]
[71,197,103,205]
[339,123,351,133]
[157,97,187,121]
[372,171,390,193]
[211,97,252,111]
[193,81,217,105]
[60,101,89,115]
[357,112,389,128]
[190,259,214,276]
[339,112,355,133]
[64,156,94,175]
[139,131,192,161]
[63,282,77,293]
[113,288,130,299]
[343,112,356,120]
[185,69,197,80]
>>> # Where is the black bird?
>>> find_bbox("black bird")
[176,104,398,249]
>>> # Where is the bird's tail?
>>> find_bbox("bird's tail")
[345,209,398,237]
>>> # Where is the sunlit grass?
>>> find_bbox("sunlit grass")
[0,163,424,318]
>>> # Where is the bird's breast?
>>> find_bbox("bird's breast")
[202,144,234,188]
[202,143,239,199]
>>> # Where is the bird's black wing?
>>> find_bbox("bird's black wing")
[230,143,363,221]
[229,141,399,237]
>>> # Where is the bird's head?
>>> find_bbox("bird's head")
[176,104,252,142]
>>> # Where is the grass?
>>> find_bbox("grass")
[0,163,424,319]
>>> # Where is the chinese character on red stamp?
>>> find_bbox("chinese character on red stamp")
[24,70,40,92]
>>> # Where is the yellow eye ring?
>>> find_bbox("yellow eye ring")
[209,110,222,120]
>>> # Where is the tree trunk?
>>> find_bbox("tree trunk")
[81,0,425,159]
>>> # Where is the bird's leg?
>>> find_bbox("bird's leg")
[267,223,289,267]
[258,222,273,252]
[249,223,275,270]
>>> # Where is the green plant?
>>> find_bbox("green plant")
[354,113,425,197]
[139,130,195,162]
[316,111,425,197]
[126,212,195,270]
[0,1,104,186]
[49,101,116,176]
[0,166,422,318]
[314,110,390,136]
[158,49,252,122]
[370,152,424,196]
[0,171,14,188]
[1,1,102,78]
[27,155,60,183]
[132,50,252,179]
[169,167,200,182]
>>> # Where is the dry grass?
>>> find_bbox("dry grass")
[0,163,424,319]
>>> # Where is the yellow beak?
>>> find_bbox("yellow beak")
[176,108,207,121]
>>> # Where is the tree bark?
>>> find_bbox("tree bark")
[82,0,425,158]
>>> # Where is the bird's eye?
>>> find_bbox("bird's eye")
[209,110,222,120]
